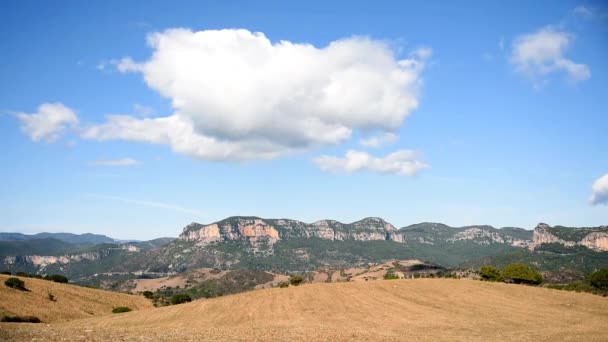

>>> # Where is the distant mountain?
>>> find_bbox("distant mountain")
[530,223,608,251]
[463,223,608,273]
[1,218,606,286]
[0,238,81,257]
[0,232,115,245]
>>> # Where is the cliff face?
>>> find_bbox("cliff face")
[180,218,280,249]
[531,223,608,251]
[178,217,532,248]
[1,244,141,271]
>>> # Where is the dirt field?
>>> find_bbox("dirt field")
[0,274,152,323]
[1,278,606,341]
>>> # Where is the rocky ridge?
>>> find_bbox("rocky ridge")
[179,216,532,248]
[531,223,608,251]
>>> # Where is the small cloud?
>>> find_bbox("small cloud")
[590,174,608,205]
[499,36,505,51]
[133,103,156,117]
[14,103,79,143]
[510,26,590,85]
[359,132,398,148]
[90,158,140,166]
[96,62,106,71]
[115,57,142,73]
[573,5,594,18]
[314,149,428,176]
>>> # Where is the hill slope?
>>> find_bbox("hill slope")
[0,274,152,323]
[2,279,606,341]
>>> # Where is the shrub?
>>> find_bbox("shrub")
[142,290,154,299]
[289,275,304,286]
[502,264,543,285]
[44,274,68,283]
[1,315,41,323]
[170,293,192,305]
[4,277,27,291]
[479,265,502,281]
[48,293,56,302]
[588,269,608,290]
[384,272,400,280]
[0,271,11,275]
[278,282,289,288]
[112,307,132,313]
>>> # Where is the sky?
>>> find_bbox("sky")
[1,0,607,239]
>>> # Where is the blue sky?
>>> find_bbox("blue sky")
[1,1,607,239]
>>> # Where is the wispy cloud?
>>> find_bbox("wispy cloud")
[91,194,204,216]
[510,26,590,85]
[314,149,428,176]
[90,158,139,166]
[359,132,398,148]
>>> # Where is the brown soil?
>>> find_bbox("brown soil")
[0,274,152,323]
[2,278,606,341]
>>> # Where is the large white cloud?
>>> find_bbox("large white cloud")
[82,28,429,161]
[590,174,608,205]
[314,150,428,176]
[15,103,78,142]
[511,27,590,84]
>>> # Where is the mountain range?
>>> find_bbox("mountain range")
[0,217,606,290]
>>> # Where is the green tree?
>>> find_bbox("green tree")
[588,269,608,290]
[479,265,502,281]
[170,293,192,305]
[112,307,132,313]
[142,290,154,299]
[44,274,68,283]
[289,275,304,286]
[384,272,399,280]
[4,277,27,291]
[502,264,543,285]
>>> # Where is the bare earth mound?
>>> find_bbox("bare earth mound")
[0,274,152,323]
[2,279,607,341]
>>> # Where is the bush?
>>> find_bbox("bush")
[0,271,11,275]
[502,264,543,285]
[278,282,289,288]
[170,293,192,305]
[4,277,27,291]
[289,275,304,286]
[1,315,41,323]
[112,307,132,313]
[142,290,154,299]
[48,293,56,302]
[479,265,502,281]
[588,269,608,290]
[44,274,68,283]
[384,272,400,280]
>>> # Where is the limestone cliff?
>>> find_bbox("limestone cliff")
[178,216,533,248]
[530,223,608,252]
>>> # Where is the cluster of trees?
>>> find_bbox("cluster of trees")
[1,271,68,283]
[480,264,608,293]
[141,289,192,306]
[278,275,305,288]
[479,264,543,285]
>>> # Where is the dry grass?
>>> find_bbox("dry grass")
[2,278,607,341]
[0,274,152,323]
